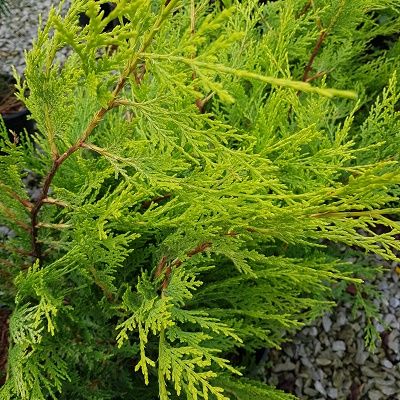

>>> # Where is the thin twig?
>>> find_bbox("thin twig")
[42,197,68,207]
[309,208,398,219]
[156,242,212,290]
[297,0,313,18]
[305,70,330,83]
[302,29,327,82]
[0,183,33,211]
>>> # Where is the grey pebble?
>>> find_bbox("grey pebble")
[361,366,380,378]
[314,380,326,396]
[309,326,319,337]
[332,340,346,352]
[368,389,384,400]
[316,357,332,366]
[387,331,399,353]
[380,386,397,396]
[273,361,296,372]
[327,387,338,399]
[336,310,347,327]
[389,297,399,309]
[322,315,332,332]
[381,359,393,369]
[304,387,318,396]
[355,349,369,365]
[301,356,314,369]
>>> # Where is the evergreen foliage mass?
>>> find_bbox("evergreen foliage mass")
[0,0,400,399]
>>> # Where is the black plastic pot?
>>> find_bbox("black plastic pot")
[0,73,35,143]
[2,108,34,138]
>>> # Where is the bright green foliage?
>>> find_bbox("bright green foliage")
[1,0,400,399]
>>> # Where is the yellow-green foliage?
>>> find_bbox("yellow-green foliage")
[1,0,400,399]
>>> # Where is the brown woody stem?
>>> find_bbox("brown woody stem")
[29,0,179,263]
[302,30,327,82]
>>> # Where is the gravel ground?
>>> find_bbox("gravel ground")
[264,263,400,400]
[0,0,70,76]
[1,1,400,400]
[1,0,49,75]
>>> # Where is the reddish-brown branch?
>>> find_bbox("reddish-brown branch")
[297,0,313,18]
[30,106,114,261]
[161,265,172,290]
[157,242,212,290]
[302,30,327,82]
[27,0,180,262]
[0,185,33,211]
[305,70,329,83]
[29,82,133,261]
[42,197,68,207]
[155,255,167,279]
[187,241,212,258]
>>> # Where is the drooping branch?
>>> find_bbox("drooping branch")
[308,208,400,219]
[29,0,180,262]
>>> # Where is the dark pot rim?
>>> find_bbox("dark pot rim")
[1,108,29,121]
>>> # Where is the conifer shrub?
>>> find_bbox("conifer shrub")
[0,0,400,399]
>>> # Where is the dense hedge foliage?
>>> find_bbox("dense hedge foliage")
[0,1,399,399]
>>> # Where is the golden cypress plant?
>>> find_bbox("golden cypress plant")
[0,0,399,399]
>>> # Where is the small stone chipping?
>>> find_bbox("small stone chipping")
[264,265,400,400]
